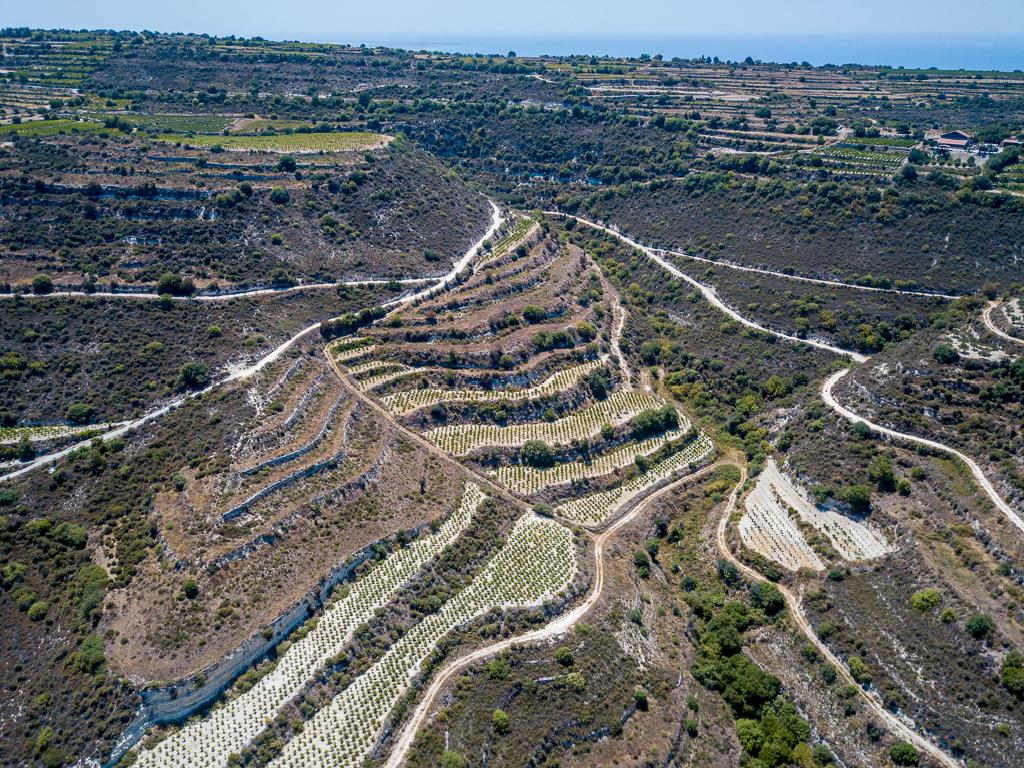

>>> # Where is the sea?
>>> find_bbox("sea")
[338,34,1023,72]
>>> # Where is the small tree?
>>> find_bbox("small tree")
[31,274,53,294]
[889,742,919,765]
[966,613,995,640]
[521,440,554,468]
[182,579,199,599]
[492,708,510,734]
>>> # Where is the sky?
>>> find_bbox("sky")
[7,0,1023,41]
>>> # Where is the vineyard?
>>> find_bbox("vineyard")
[424,390,661,455]
[380,360,604,415]
[0,422,113,444]
[269,513,577,768]
[164,131,390,153]
[553,434,715,526]
[134,483,487,768]
[492,427,685,495]
[739,459,890,571]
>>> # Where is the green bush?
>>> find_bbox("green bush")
[492,708,510,734]
[889,742,919,765]
[521,439,554,468]
[910,588,942,612]
[966,613,995,640]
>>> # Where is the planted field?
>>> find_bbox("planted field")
[270,513,577,768]
[134,483,487,768]
[107,113,234,134]
[739,459,890,571]
[424,390,662,455]
[380,360,604,415]
[492,428,685,495]
[0,118,104,136]
[553,433,715,526]
[0,423,113,444]
[164,131,390,153]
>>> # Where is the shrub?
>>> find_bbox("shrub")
[492,708,510,734]
[521,439,554,468]
[847,656,872,684]
[31,274,53,294]
[156,272,194,296]
[750,582,785,615]
[1001,651,1024,697]
[439,751,467,768]
[179,361,210,389]
[890,742,919,765]
[65,402,94,425]
[27,600,49,621]
[555,646,574,666]
[932,343,960,364]
[269,187,290,205]
[74,634,105,673]
[840,484,872,514]
[522,304,547,323]
[183,578,200,599]
[910,588,942,611]
[966,613,995,640]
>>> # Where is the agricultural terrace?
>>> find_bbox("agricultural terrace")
[553,433,715,526]
[380,360,605,415]
[165,131,390,153]
[492,427,685,495]
[739,458,891,572]
[134,483,487,768]
[424,390,662,455]
[270,513,577,768]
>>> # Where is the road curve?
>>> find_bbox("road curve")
[382,463,724,768]
[714,467,961,768]
[0,203,505,484]
[543,211,958,300]
[981,300,1024,346]
[548,212,869,363]
[822,368,1024,535]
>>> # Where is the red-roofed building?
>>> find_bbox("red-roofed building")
[933,130,974,149]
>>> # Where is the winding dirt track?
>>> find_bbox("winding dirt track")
[547,211,959,299]
[982,299,1024,345]
[823,368,1024,535]
[714,467,960,768]
[382,462,724,768]
[550,212,869,362]
[0,203,504,484]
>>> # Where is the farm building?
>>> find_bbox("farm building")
[928,129,974,149]
[1002,136,1021,147]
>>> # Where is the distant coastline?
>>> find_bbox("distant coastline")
[335,33,1023,71]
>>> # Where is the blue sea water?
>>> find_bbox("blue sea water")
[343,34,1023,72]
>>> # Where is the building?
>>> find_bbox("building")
[1001,137,1022,148]
[932,130,974,149]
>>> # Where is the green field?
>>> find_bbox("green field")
[0,118,105,136]
[162,131,389,153]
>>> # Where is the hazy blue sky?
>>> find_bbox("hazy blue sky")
[7,0,1024,41]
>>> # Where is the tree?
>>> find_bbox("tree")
[31,274,53,294]
[492,708,510,734]
[179,362,209,389]
[521,440,554,468]
[932,343,959,364]
[66,402,94,425]
[750,582,784,616]
[182,578,199,599]
[890,742,919,765]
[522,305,546,323]
[554,646,574,666]
[269,187,290,205]
[439,751,467,768]
[1001,651,1024,697]
[156,272,193,296]
[966,613,995,640]
[868,454,896,492]
[840,484,872,514]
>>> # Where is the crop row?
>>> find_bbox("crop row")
[0,423,112,444]
[166,131,387,154]
[739,481,825,572]
[333,344,378,364]
[133,484,487,768]
[424,390,662,455]
[554,434,715,526]
[380,360,604,415]
[492,428,685,495]
[270,513,577,768]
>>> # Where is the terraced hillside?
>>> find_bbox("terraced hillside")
[331,220,717,529]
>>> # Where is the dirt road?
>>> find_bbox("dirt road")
[714,466,960,768]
